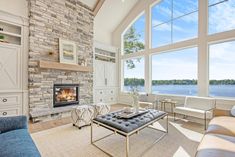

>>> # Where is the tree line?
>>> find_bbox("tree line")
[124,78,235,86]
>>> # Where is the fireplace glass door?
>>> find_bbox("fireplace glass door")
[53,84,79,107]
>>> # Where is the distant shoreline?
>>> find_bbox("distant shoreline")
[124,78,235,86]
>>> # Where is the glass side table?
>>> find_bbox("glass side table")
[159,99,177,113]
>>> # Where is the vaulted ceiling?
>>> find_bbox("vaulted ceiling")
[79,0,139,45]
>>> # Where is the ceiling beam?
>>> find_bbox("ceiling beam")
[93,0,105,16]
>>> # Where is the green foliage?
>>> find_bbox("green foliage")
[209,79,235,85]
[124,78,235,86]
[123,26,144,69]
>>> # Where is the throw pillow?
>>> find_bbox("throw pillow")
[231,105,235,117]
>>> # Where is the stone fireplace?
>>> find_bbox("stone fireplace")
[53,84,79,108]
[28,0,94,122]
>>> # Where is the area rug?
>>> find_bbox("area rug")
[31,118,204,157]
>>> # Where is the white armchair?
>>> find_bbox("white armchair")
[174,96,216,130]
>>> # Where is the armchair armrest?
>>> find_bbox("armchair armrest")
[204,108,216,118]
[0,116,27,133]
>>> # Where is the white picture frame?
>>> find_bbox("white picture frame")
[59,38,77,64]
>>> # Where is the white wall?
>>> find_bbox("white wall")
[0,0,28,18]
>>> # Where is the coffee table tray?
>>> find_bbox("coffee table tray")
[116,109,149,119]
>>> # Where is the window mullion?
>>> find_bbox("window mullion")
[198,0,209,96]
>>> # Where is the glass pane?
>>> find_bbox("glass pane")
[173,12,198,42]
[123,57,145,92]
[209,0,235,34]
[123,14,145,54]
[173,0,198,18]
[151,0,172,26]
[152,22,171,48]
[209,41,235,98]
[152,48,198,95]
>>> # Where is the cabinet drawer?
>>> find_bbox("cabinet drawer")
[106,89,116,95]
[108,96,116,102]
[96,90,105,96]
[0,93,21,105]
[0,108,21,117]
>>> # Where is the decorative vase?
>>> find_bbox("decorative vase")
[133,95,139,113]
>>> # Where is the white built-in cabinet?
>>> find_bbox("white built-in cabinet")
[93,42,118,105]
[0,11,28,117]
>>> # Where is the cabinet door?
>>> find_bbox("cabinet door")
[105,62,117,87]
[94,60,105,87]
[0,44,21,90]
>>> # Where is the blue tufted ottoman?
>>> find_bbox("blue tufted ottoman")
[91,109,168,157]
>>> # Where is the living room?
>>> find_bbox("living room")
[0,0,235,157]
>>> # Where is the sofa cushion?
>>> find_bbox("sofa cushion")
[185,96,215,110]
[0,116,27,133]
[196,134,235,157]
[206,116,235,137]
[174,107,213,119]
[0,129,41,157]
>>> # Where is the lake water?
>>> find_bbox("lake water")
[124,85,235,98]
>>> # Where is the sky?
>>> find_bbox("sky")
[124,0,235,80]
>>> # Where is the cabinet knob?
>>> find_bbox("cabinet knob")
[2,112,7,116]
[2,98,7,103]
[100,99,102,102]
[100,92,102,94]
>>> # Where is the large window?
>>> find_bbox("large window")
[151,0,198,48]
[209,0,235,34]
[122,14,145,55]
[209,41,235,97]
[120,0,235,98]
[123,57,145,92]
[152,48,198,95]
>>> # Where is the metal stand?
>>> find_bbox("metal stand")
[91,115,168,157]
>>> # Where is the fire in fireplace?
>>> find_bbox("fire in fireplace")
[53,84,79,107]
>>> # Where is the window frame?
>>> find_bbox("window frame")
[119,0,235,98]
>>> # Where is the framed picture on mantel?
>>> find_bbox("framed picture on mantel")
[59,38,77,64]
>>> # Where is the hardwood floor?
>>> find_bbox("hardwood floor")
[29,104,129,133]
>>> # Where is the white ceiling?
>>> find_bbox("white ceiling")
[79,0,98,9]
[94,0,139,45]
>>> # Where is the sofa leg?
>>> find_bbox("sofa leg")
[173,112,176,121]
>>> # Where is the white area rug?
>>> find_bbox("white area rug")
[31,118,204,157]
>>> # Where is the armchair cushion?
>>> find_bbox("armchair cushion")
[174,107,213,119]
[206,116,235,137]
[0,116,27,133]
[185,96,215,110]
[196,134,235,157]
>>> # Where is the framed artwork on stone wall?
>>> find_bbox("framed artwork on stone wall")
[59,38,77,64]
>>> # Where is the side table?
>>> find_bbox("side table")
[159,99,177,113]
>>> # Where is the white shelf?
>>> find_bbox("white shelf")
[0,31,21,37]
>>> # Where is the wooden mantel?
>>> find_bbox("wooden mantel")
[39,60,92,72]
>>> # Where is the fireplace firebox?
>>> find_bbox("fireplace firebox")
[53,84,79,107]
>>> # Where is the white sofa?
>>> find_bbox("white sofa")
[174,96,216,130]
